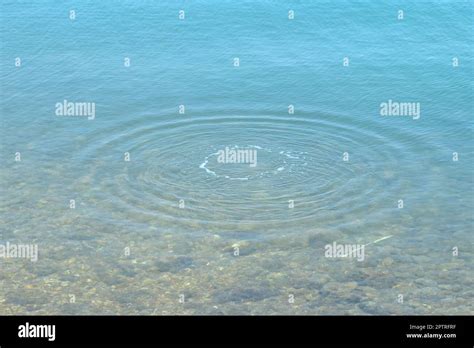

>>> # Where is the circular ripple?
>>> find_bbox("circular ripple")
[74,106,437,235]
[199,145,308,181]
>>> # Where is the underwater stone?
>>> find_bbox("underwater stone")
[154,256,194,273]
[214,287,278,304]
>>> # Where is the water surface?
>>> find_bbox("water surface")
[0,0,473,314]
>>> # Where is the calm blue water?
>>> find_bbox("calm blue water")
[0,1,473,314]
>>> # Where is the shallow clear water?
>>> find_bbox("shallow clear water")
[0,1,473,314]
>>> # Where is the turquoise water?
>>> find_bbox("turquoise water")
[0,1,473,314]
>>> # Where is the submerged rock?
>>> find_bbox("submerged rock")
[26,263,60,277]
[307,229,344,248]
[6,290,50,306]
[154,256,194,273]
[214,287,279,304]
[223,241,259,256]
